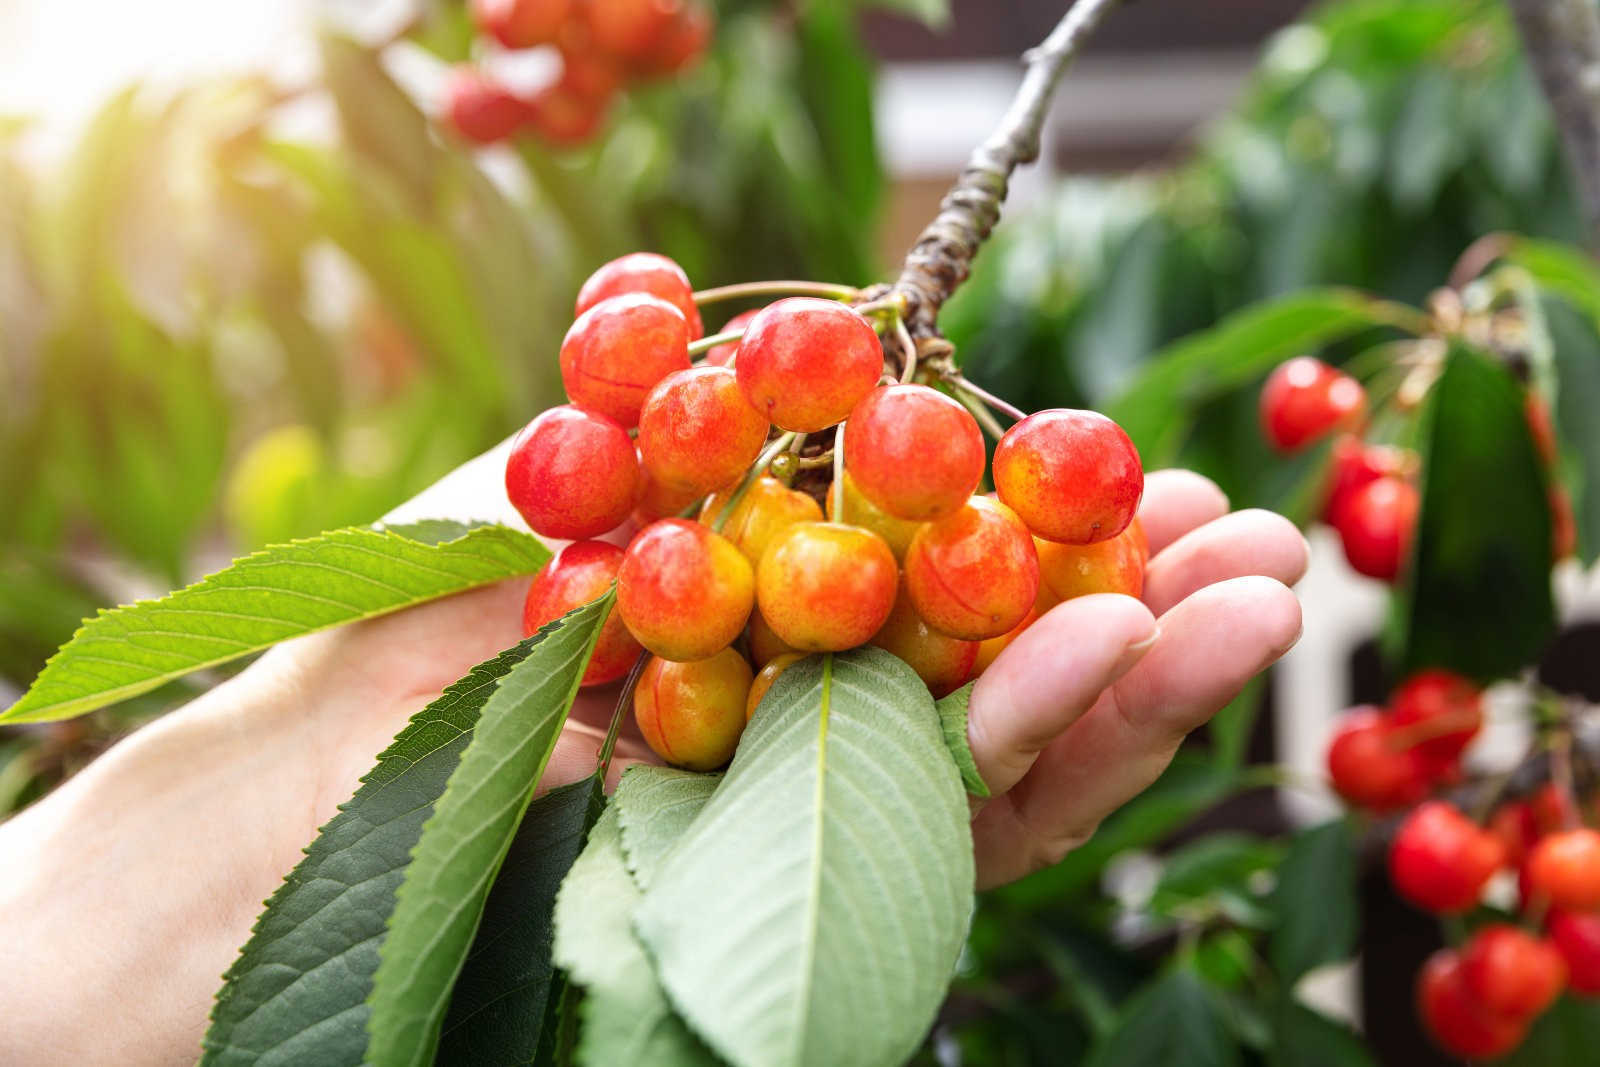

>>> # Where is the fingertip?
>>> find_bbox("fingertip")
[1139,469,1230,554]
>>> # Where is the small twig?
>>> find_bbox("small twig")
[831,424,847,521]
[896,316,918,384]
[952,387,1009,441]
[950,375,1028,422]
[693,280,857,306]
[598,653,649,777]
[688,329,744,357]
[1508,0,1600,252]
[712,432,797,532]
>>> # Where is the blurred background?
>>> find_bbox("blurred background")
[4,0,1599,1063]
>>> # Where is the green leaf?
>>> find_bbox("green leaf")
[1394,344,1556,680]
[436,775,603,1066]
[364,593,611,1067]
[935,680,990,797]
[201,637,545,1066]
[613,765,722,891]
[1266,999,1375,1067]
[1508,237,1600,325]
[1106,290,1412,464]
[4,521,550,724]
[1539,294,1600,564]
[635,649,974,1067]
[1149,834,1281,929]
[854,0,949,28]
[1385,67,1461,212]
[1082,968,1241,1067]
[1269,819,1357,984]
[1498,994,1600,1065]
[552,804,718,1067]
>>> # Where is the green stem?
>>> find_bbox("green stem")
[693,280,857,306]
[712,432,798,532]
[949,374,1027,422]
[598,653,648,777]
[689,329,744,357]
[953,387,1008,441]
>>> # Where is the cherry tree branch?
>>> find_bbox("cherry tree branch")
[890,0,1124,334]
[1508,0,1600,252]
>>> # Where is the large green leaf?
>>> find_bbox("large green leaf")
[1498,995,1600,1065]
[364,593,610,1066]
[634,649,974,1067]
[1508,237,1600,325]
[201,636,546,1066]
[1106,290,1414,464]
[1269,819,1357,984]
[1082,968,1240,1067]
[1539,294,1600,564]
[1265,999,1375,1067]
[1394,344,1555,680]
[553,776,720,1067]
[4,521,550,724]
[436,775,603,1066]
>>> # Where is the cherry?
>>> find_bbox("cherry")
[505,405,639,539]
[869,580,979,698]
[734,298,883,432]
[584,0,682,62]
[616,519,753,662]
[636,1,712,77]
[1335,475,1418,581]
[700,475,824,566]
[560,293,691,427]
[747,608,799,667]
[703,308,759,367]
[443,68,528,145]
[526,80,609,146]
[755,522,898,652]
[555,22,623,101]
[843,385,985,521]
[1525,828,1600,913]
[1530,782,1580,835]
[574,252,703,340]
[1259,356,1366,453]
[1461,924,1567,1020]
[746,652,803,720]
[637,366,769,496]
[1389,669,1482,765]
[472,0,571,48]
[1389,801,1505,914]
[1416,949,1528,1059]
[1035,517,1147,603]
[1489,800,1541,870]
[633,453,704,525]
[1322,434,1409,527]
[827,470,924,561]
[634,649,752,771]
[1325,707,1428,811]
[1549,910,1600,995]
[972,604,1043,677]
[522,541,641,686]
[992,409,1143,545]
[904,497,1040,641]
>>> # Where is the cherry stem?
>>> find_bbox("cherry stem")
[688,329,743,357]
[832,423,847,521]
[950,375,1027,422]
[895,316,918,384]
[952,387,1008,441]
[793,451,834,470]
[598,651,648,777]
[692,280,858,306]
[1551,727,1582,831]
[712,432,798,533]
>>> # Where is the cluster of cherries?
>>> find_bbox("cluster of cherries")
[1326,671,1600,1057]
[506,251,1146,771]
[1261,354,1573,579]
[444,0,711,146]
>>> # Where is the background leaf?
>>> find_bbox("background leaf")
[1497,995,1600,1065]
[202,637,545,1066]
[4,521,550,724]
[1269,819,1357,984]
[1082,968,1240,1067]
[1538,294,1600,564]
[364,594,610,1067]
[1265,999,1376,1067]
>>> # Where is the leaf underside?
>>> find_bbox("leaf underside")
[934,681,990,797]
[4,520,550,724]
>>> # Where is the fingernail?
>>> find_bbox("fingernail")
[1113,625,1161,675]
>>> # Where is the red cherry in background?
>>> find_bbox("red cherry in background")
[443,67,528,145]
[1260,356,1366,453]
[1549,910,1600,995]
[1460,923,1567,1021]
[1525,828,1600,913]
[1417,949,1528,1059]
[1325,707,1429,811]
[1389,801,1505,914]
[1389,669,1482,765]
[1335,475,1418,582]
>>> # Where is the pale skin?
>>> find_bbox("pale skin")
[0,440,1307,1064]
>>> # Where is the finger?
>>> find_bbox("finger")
[1141,509,1310,616]
[540,724,657,793]
[974,576,1300,888]
[968,594,1158,798]
[1137,469,1230,556]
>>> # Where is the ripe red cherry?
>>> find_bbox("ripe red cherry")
[703,308,759,367]
[755,523,898,652]
[634,649,752,771]
[505,405,639,539]
[1489,801,1541,869]
[843,385,985,521]
[637,366,769,496]
[559,293,690,427]
[1035,518,1147,603]
[526,81,609,146]
[869,579,979,698]
[636,1,712,77]
[992,409,1143,545]
[583,0,681,61]
[575,252,703,340]
[443,68,528,145]
[472,0,572,48]
[616,519,753,662]
[734,298,883,432]
[1389,801,1505,914]
[1322,434,1410,526]
[632,451,703,525]
[1417,950,1528,1059]
[1259,356,1366,452]
[521,541,642,686]
[1389,669,1482,765]
[1549,910,1600,994]
[554,22,623,100]
[1324,707,1428,811]
[1461,924,1567,1020]
[1525,828,1600,912]
[1335,475,1418,581]
[904,497,1041,641]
